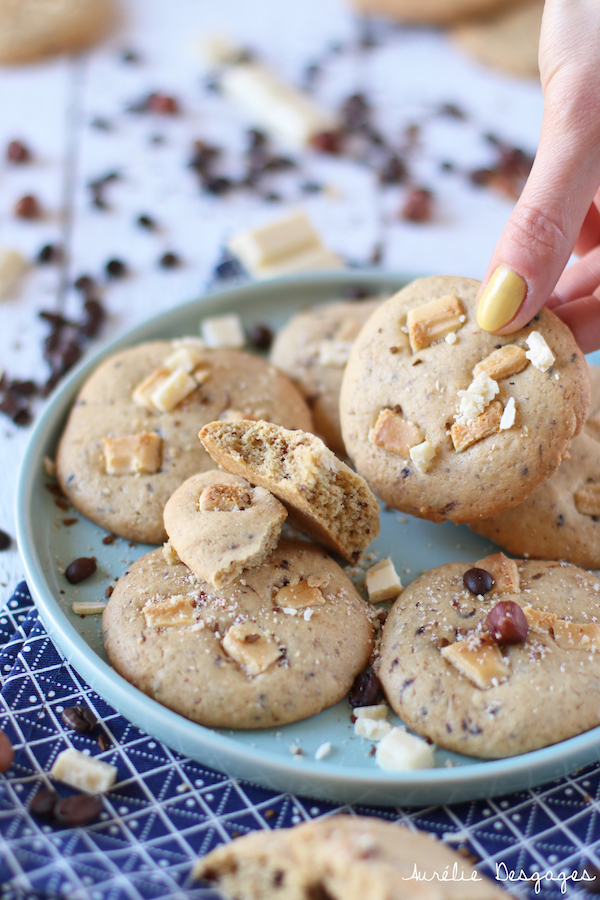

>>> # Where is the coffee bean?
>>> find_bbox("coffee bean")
[54,793,102,827]
[203,176,233,196]
[0,529,11,551]
[106,258,126,278]
[463,567,494,595]
[14,195,41,219]
[0,730,14,772]
[12,407,32,427]
[74,275,95,294]
[7,140,30,163]
[79,299,105,338]
[310,130,343,154]
[486,601,528,645]
[400,187,433,223]
[61,705,97,733]
[159,252,180,268]
[247,324,273,351]
[9,379,37,397]
[147,93,179,114]
[29,787,59,817]
[137,214,155,229]
[65,557,96,584]
[37,244,61,264]
[379,156,408,185]
[349,671,381,708]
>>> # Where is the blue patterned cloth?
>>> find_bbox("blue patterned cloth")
[2,582,600,899]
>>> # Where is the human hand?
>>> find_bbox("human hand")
[475,0,600,352]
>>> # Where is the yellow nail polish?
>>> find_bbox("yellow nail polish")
[477,268,527,332]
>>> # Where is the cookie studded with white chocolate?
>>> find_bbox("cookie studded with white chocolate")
[379,557,600,758]
[340,275,590,524]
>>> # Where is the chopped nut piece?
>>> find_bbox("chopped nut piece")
[474,552,520,593]
[525,331,555,372]
[199,483,253,512]
[440,633,510,690]
[456,372,499,423]
[473,345,528,381]
[132,367,170,409]
[102,432,162,475]
[143,595,196,628]
[274,581,326,609]
[364,558,402,603]
[369,408,424,456]
[522,606,557,633]
[354,717,393,741]
[162,541,180,566]
[499,397,516,430]
[201,313,245,349]
[50,748,117,794]
[375,727,435,770]
[409,439,436,473]
[150,368,198,412]
[407,294,465,352]
[451,400,503,452]
[71,601,107,615]
[163,346,204,373]
[574,483,600,517]
[221,621,281,675]
[354,704,389,720]
[552,619,600,652]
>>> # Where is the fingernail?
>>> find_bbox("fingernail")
[477,267,527,332]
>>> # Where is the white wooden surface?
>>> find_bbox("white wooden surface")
[0,0,543,605]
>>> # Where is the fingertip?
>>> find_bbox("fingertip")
[554,295,600,354]
[476,267,527,333]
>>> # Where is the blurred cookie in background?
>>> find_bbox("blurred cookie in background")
[451,0,543,79]
[348,0,524,27]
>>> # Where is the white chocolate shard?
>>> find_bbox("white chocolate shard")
[369,407,424,457]
[451,400,502,452]
[132,367,170,410]
[353,704,389,720]
[50,748,117,794]
[201,313,245,349]
[364,558,402,603]
[199,483,253,512]
[273,581,326,609]
[102,432,162,475]
[162,541,180,566]
[354,717,393,741]
[375,727,435,771]
[409,439,436,473]
[552,619,600,652]
[222,621,281,675]
[574,483,600,517]
[499,397,516,430]
[163,346,204,373]
[407,294,465,352]
[151,368,198,412]
[440,633,510,690]
[473,344,528,381]
[0,247,27,300]
[522,606,556,633]
[525,331,555,372]
[72,601,106,615]
[143,595,196,628]
[456,372,499,424]
[474,552,520,593]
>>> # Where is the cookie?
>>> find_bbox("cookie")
[56,340,313,544]
[451,0,543,80]
[469,365,600,568]
[347,0,523,26]
[269,299,381,456]
[163,471,287,588]
[0,0,116,65]
[194,814,508,899]
[102,539,373,729]
[340,275,590,524]
[379,555,600,758]
[199,419,380,563]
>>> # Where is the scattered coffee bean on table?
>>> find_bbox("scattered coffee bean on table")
[14,195,41,219]
[54,793,102,827]
[65,557,97,584]
[61,705,97,733]
[7,140,31,163]
[0,528,12,550]
[0,730,15,772]
[29,787,59,817]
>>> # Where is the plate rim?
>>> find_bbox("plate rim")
[15,269,600,806]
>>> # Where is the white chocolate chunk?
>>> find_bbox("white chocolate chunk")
[102,432,162,475]
[162,541,180,566]
[201,313,245,349]
[197,34,241,66]
[0,247,27,299]
[314,741,332,760]
[409,439,436,473]
[445,332,457,345]
[132,367,170,410]
[353,704,389,720]
[375,727,435,771]
[451,400,503,452]
[456,372,499,423]
[72,601,107,615]
[273,581,325,609]
[407,294,465,352]
[354,717,393,741]
[440,634,510,690]
[252,246,343,280]
[525,331,555,372]
[151,368,198,412]
[222,621,281,675]
[473,344,528,380]
[143,595,196,628]
[474,552,520,593]
[50,748,117,794]
[499,397,516,430]
[364,558,402,603]
[552,619,600,652]
[574,483,600,517]
[369,408,424,457]
[163,346,204,373]
[316,340,354,367]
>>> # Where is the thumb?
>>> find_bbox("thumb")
[476,7,600,334]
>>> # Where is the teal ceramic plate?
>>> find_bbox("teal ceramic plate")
[15,271,600,806]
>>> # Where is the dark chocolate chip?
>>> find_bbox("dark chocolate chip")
[105,259,126,278]
[0,529,11,551]
[74,275,95,294]
[159,252,180,268]
[463,567,494,595]
[0,730,14,772]
[246,324,273,351]
[102,534,116,545]
[61,705,97,733]
[348,671,381,708]
[486,600,528,645]
[54,793,102,827]
[29,787,59,817]
[65,557,97,584]
[203,176,233,196]
[37,244,62,264]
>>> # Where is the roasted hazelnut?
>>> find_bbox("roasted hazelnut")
[486,600,528,645]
